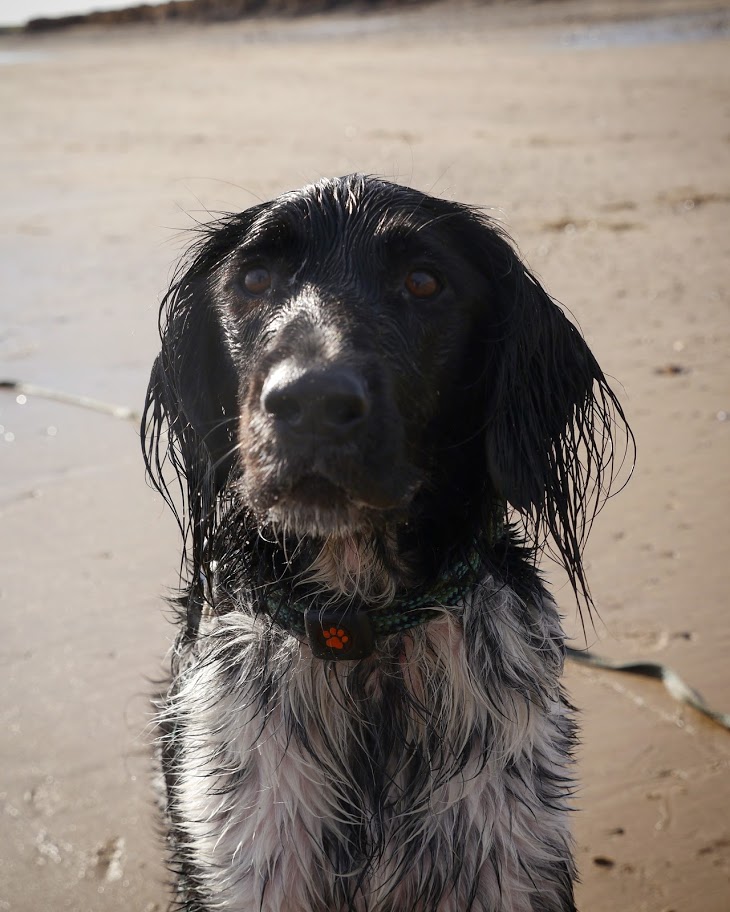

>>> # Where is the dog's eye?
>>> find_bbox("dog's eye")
[242,267,272,295]
[404,270,441,299]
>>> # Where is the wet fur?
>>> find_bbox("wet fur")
[143,174,632,911]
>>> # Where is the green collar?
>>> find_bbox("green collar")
[195,510,506,660]
[260,512,505,661]
[268,551,483,648]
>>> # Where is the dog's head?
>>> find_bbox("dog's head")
[144,175,632,606]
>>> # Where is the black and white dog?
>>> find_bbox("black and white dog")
[143,174,631,911]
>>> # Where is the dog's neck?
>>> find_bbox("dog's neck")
[303,532,402,607]
[263,498,506,612]
[192,498,508,644]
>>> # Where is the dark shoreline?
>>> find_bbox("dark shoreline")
[24,0,435,33]
[14,0,730,41]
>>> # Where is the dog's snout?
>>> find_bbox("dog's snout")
[261,363,370,437]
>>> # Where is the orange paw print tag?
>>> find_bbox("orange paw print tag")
[324,627,349,649]
[305,608,374,661]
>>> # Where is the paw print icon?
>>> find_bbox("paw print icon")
[305,608,374,660]
[324,627,349,649]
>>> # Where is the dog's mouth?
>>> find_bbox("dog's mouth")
[262,473,361,537]
[287,473,349,508]
[254,469,414,538]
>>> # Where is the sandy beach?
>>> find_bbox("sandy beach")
[1,1,729,909]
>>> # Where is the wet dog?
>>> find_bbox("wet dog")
[143,174,631,911]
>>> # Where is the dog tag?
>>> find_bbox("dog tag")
[304,607,375,661]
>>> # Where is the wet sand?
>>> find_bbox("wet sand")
[1,1,729,909]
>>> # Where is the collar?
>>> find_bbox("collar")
[195,509,506,662]
[265,552,485,661]
[261,500,505,660]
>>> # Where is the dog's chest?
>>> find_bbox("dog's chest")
[169,603,572,912]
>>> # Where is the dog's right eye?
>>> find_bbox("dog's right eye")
[404,270,441,300]
[242,267,272,295]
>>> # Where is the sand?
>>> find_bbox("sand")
[1,1,729,909]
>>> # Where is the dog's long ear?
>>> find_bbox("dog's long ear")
[148,276,238,490]
[482,235,633,607]
[142,210,264,593]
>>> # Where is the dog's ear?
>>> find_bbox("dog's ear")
[154,276,238,487]
[482,238,632,604]
[485,263,604,512]
[142,209,270,597]
[143,207,269,502]
[142,279,239,608]
[142,275,239,537]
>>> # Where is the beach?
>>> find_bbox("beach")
[1,1,729,909]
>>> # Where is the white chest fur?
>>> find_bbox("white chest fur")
[163,581,576,912]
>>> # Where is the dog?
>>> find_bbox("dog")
[142,174,632,911]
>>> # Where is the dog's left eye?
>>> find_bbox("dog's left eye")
[242,267,272,295]
[404,270,441,299]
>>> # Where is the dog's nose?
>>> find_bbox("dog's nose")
[261,364,370,437]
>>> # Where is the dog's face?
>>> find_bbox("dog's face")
[209,180,493,537]
[145,174,630,602]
